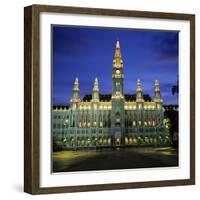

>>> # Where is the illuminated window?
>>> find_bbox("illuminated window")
[93,121,96,126]
[79,122,82,127]
[138,104,142,109]
[144,121,148,126]
[115,116,120,122]
[133,138,137,144]
[133,121,136,126]
[87,122,91,127]
[73,104,76,109]
[125,137,129,144]
[100,122,103,128]
[138,121,142,126]
[148,121,152,126]
[116,82,121,94]
[93,104,97,110]
[153,121,156,126]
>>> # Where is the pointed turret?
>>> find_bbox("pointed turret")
[154,80,163,103]
[92,77,99,102]
[70,77,80,104]
[136,79,144,102]
[113,39,123,69]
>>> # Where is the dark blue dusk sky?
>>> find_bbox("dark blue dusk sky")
[52,26,178,106]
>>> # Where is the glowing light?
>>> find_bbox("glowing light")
[100,122,103,127]
[148,121,152,126]
[116,70,120,74]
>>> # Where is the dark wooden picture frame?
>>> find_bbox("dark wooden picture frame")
[24,4,195,194]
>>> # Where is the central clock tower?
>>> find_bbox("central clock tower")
[111,40,125,146]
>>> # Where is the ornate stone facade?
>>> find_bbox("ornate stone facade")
[52,40,170,148]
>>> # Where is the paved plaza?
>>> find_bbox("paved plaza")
[53,147,178,172]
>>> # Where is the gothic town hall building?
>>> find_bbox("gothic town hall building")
[52,40,170,148]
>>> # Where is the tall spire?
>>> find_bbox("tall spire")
[113,39,123,68]
[136,79,144,102]
[70,77,80,103]
[154,80,163,103]
[112,40,124,99]
[92,77,99,102]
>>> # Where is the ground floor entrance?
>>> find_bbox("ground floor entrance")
[115,137,121,146]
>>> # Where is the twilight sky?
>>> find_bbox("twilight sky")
[52,26,178,106]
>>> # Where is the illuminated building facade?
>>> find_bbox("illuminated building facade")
[52,40,170,148]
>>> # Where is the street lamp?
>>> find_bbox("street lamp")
[95,137,97,150]
[62,119,69,147]
[71,138,74,149]
[88,138,90,148]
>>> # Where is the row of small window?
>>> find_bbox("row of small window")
[53,121,161,129]
[53,130,108,134]
[52,121,111,129]
[53,124,67,129]
[78,121,111,128]
[79,105,112,110]
[125,121,161,127]
[53,115,69,119]
[125,127,163,132]
[125,105,161,110]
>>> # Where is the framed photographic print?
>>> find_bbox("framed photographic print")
[24,4,195,194]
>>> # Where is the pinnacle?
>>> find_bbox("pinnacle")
[116,40,120,48]
[155,80,159,85]
[75,77,79,83]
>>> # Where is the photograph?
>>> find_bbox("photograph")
[51,26,179,173]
